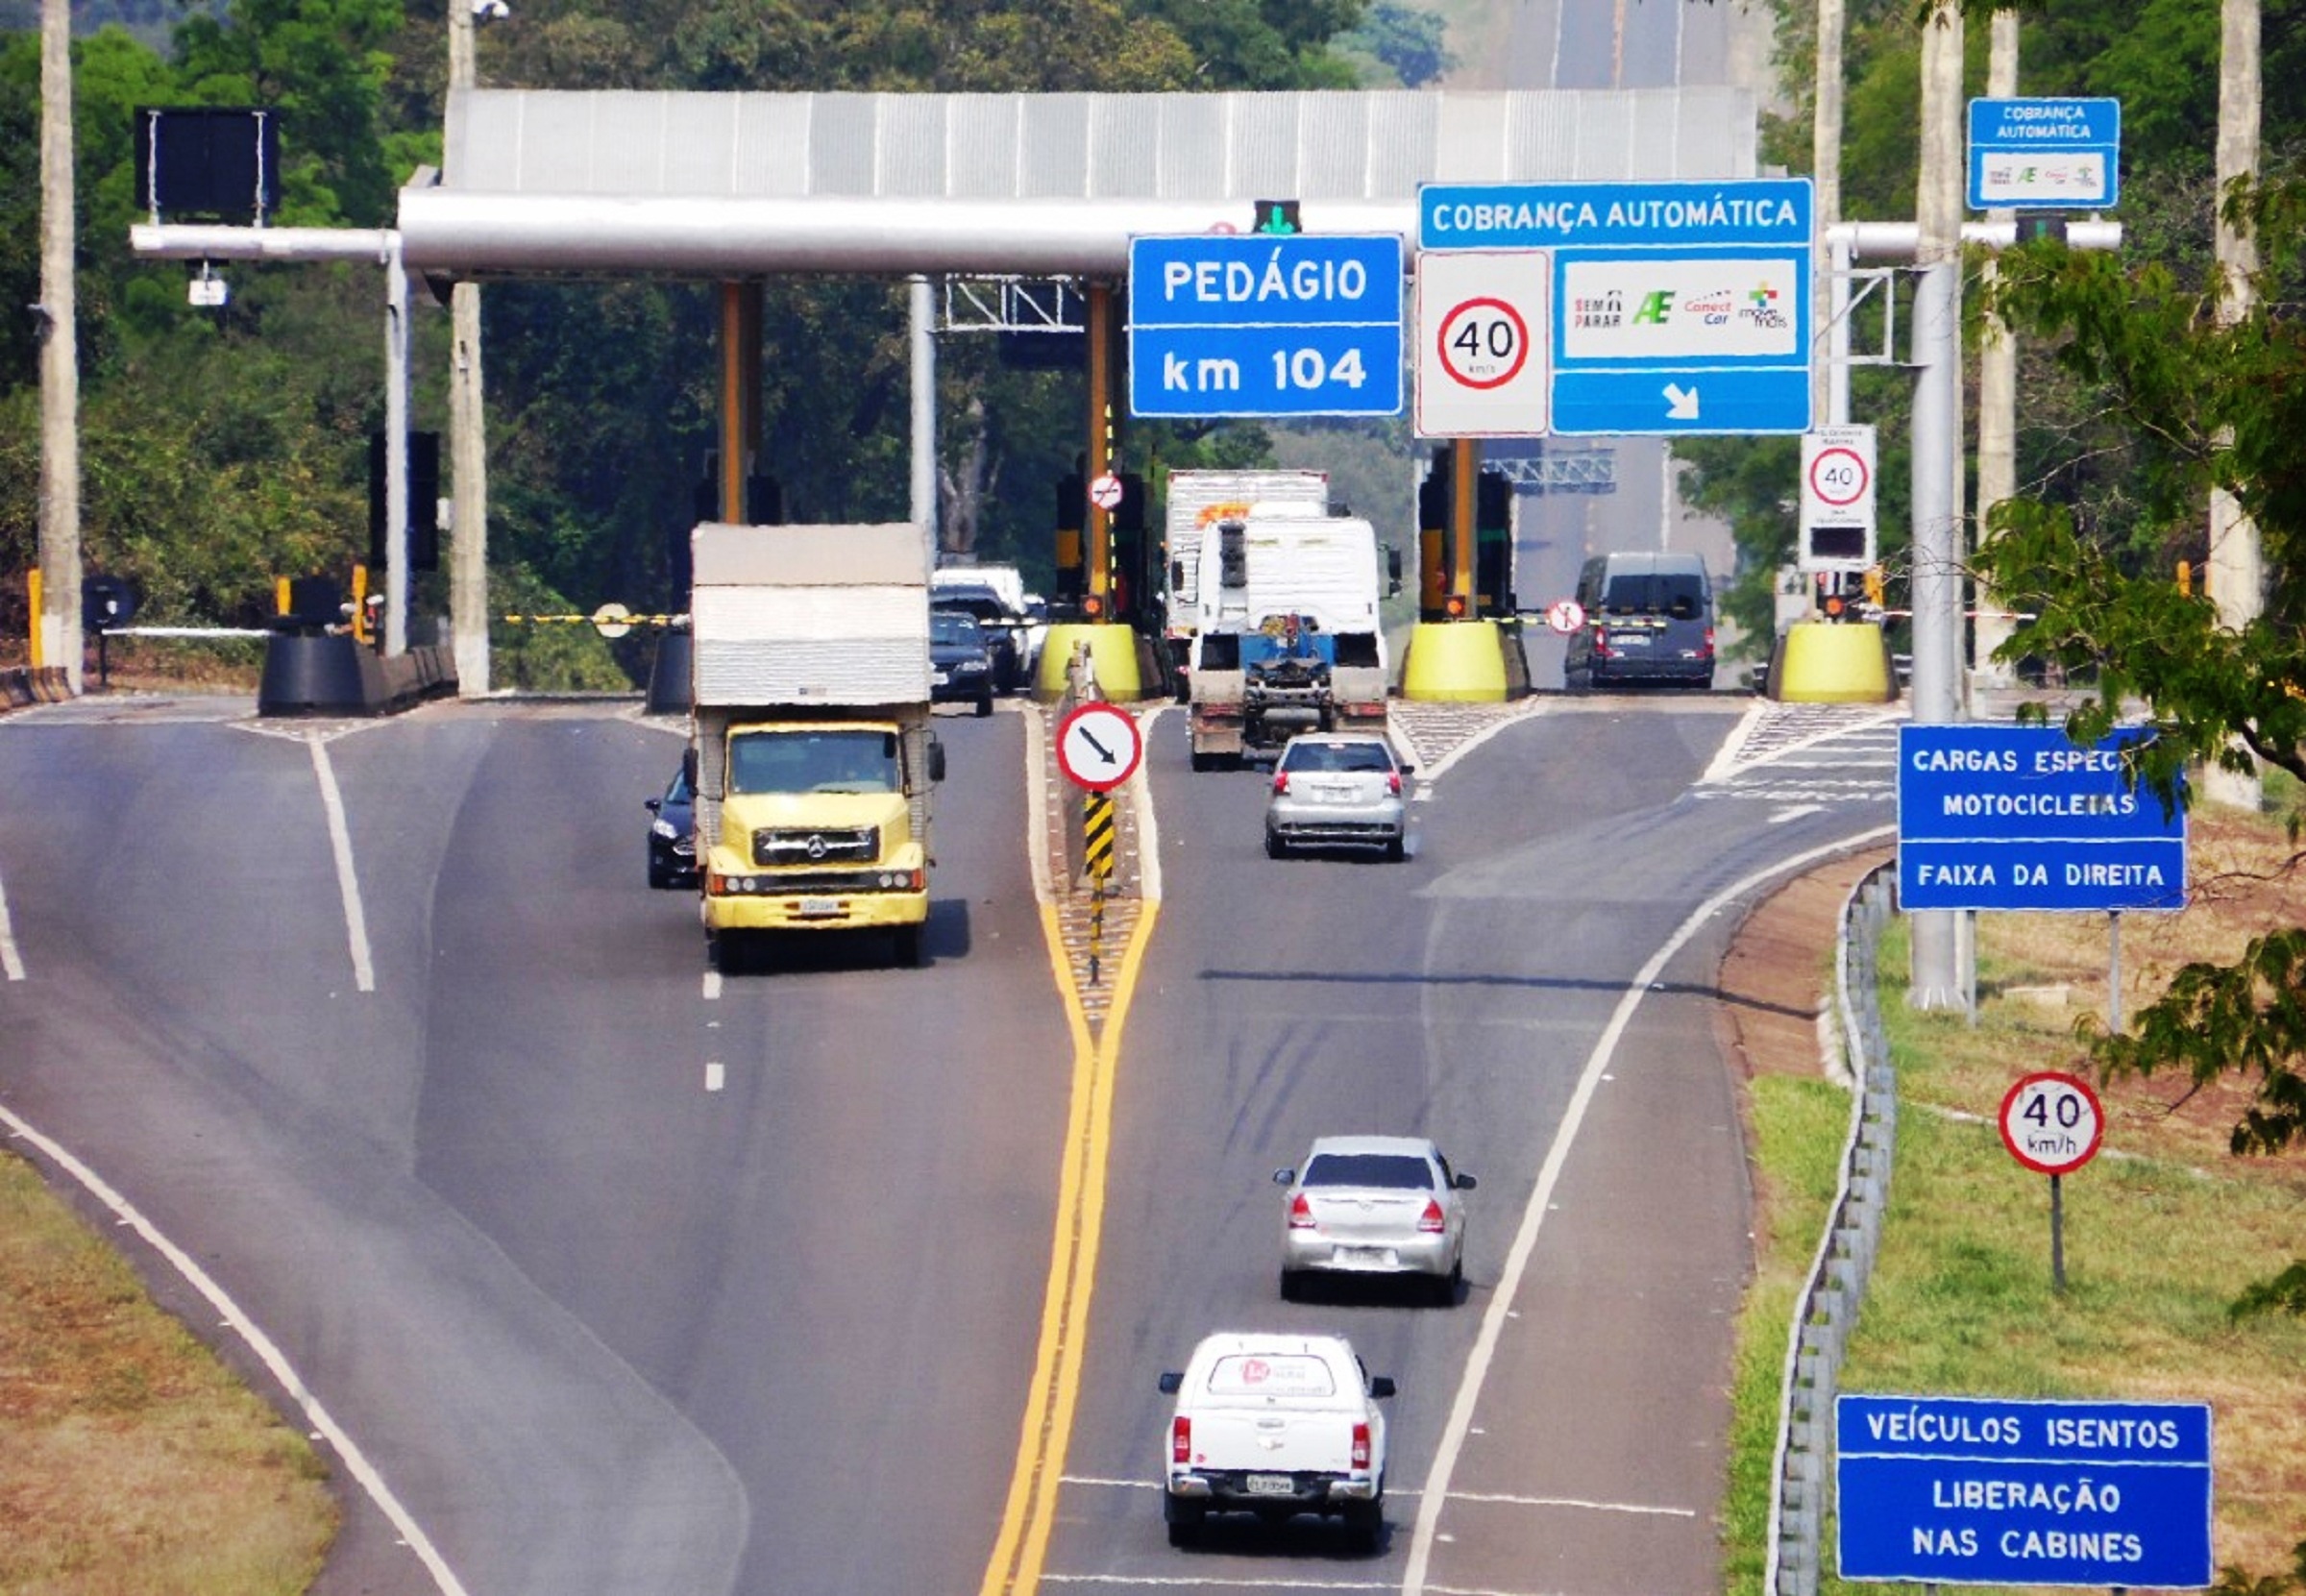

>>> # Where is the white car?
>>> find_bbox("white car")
[1275,1135,1475,1305]
[1158,1331,1393,1551]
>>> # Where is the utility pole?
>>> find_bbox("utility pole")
[37,0,81,692]
[448,0,490,692]
[2204,0,2264,810]
[1972,9,2022,691]
[1810,0,1847,435]
[1908,0,1968,1009]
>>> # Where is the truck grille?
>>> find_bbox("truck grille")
[751,825,880,868]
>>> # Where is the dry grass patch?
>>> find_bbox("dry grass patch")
[0,1149,336,1594]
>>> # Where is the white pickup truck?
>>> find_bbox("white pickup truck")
[1156,1331,1395,1551]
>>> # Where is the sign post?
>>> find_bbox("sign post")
[1127,233,1404,420]
[1999,1070,2105,1294]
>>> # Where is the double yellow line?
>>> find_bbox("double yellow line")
[975,896,1159,1593]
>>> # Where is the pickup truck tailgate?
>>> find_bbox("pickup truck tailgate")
[1187,1407,1357,1474]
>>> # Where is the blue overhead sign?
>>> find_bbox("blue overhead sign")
[1970,97,2121,209]
[1837,1393,2214,1588]
[1898,724,2186,912]
[1126,233,1404,419]
[1418,179,1812,436]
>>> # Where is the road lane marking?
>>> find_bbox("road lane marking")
[0,865,23,980]
[980,715,1163,1596]
[307,737,376,993]
[1401,823,1897,1596]
[0,1102,471,1596]
[704,1061,724,1092]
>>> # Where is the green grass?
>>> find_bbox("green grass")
[1722,901,2306,1592]
[0,1148,337,1594]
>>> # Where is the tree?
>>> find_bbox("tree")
[1975,174,2306,1314]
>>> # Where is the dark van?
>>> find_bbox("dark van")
[1563,551,1716,690]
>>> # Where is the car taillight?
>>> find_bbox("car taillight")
[1272,771,1290,795]
[1418,1198,1446,1234]
[1351,1421,1371,1469]
[1386,771,1402,796]
[1702,626,1716,658]
[1288,1192,1316,1230]
[1172,1415,1191,1465]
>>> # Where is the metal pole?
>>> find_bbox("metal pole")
[717,282,746,521]
[384,234,410,657]
[2049,1172,2066,1295]
[1450,438,1477,608]
[1972,10,2021,692]
[1085,283,1112,613]
[37,0,82,691]
[910,276,937,565]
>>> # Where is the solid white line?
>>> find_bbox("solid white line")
[1132,705,1167,904]
[1401,823,1898,1596]
[1025,702,1054,902]
[307,737,376,993]
[1696,701,1768,784]
[0,1104,470,1596]
[0,865,23,980]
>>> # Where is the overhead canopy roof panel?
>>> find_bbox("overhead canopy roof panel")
[402,86,1760,279]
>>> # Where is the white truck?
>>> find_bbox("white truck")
[1160,468,1330,681]
[1185,506,1394,770]
[689,522,944,971]
[1157,1331,1395,1551]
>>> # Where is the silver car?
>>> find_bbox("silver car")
[1275,1135,1475,1305]
[1263,732,1410,860]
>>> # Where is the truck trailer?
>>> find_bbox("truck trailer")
[689,523,943,970]
[1186,506,1392,769]
[1160,468,1330,681]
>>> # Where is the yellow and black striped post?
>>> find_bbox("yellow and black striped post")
[1084,791,1116,983]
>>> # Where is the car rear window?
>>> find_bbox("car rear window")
[1302,1153,1434,1190]
[1602,571,1707,618]
[1205,1354,1337,1397]
[1285,742,1393,774]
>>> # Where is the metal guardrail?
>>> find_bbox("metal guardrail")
[1765,860,1900,1596]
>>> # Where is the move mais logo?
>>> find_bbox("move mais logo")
[1741,280,1788,329]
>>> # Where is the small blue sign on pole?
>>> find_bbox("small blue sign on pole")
[1969,96,2121,209]
[1898,724,2186,912]
[1126,233,1404,419]
[1417,178,1813,436]
[1838,1393,2213,1588]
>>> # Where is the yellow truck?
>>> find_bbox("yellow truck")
[689,523,944,970]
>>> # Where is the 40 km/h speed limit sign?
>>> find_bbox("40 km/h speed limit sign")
[1799,424,1877,573]
[1414,249,1549,438]
[1999,1070,2104,1177]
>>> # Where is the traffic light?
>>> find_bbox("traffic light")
[1862,566,1886,610]
[2015,213,2070,246]
[1253,199,1301,235]
[1474,468,1513,617]
[2176,559,2192,597]
[368,430,440,572]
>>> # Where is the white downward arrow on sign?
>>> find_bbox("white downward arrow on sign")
[1663,382,1700,420]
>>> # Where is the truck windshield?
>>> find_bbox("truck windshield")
[727,729,899,796]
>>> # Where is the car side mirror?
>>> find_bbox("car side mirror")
[646,797,662,813]
[1369,1376,1396,1399]
[1272,1167,1296,1186]
[927,737,947,784]
[1158,1371,1184,1395]
[1398,763,1416,778]
[1455,1173,1477,1191]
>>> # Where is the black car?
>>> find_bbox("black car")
[930,609,997,716]
[931,583,1027,693]
[645,757,698,889]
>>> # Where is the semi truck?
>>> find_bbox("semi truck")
[689,522,944,970]
[1185,505,1394,770]
[1160,468,1330,682]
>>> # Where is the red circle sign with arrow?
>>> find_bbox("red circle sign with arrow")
[1056,702,1142,792]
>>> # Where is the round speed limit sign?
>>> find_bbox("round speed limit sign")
[1436,297,1531,390]
[1998,1071,2105,1176]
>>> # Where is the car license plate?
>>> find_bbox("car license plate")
[797,896,842,917]
[1245,1473,1295,1497]
[1610,630,1653,648]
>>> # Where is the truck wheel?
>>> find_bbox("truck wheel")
[975,690,994,718]
[1164,1498,1204,1548]
[894,924,925,968]
[1342,1498,1383,1554]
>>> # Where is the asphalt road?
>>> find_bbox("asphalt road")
[0,688,1897,1596]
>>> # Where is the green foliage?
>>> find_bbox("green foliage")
[1334,1,1453,89]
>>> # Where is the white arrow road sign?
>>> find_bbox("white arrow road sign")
[1663,383,1699,420]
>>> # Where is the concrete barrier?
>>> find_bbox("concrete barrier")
[1035,623,1144,702]
[1768,622,1896,703]
[258,632,457,717]
[1400,620,1509,702]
